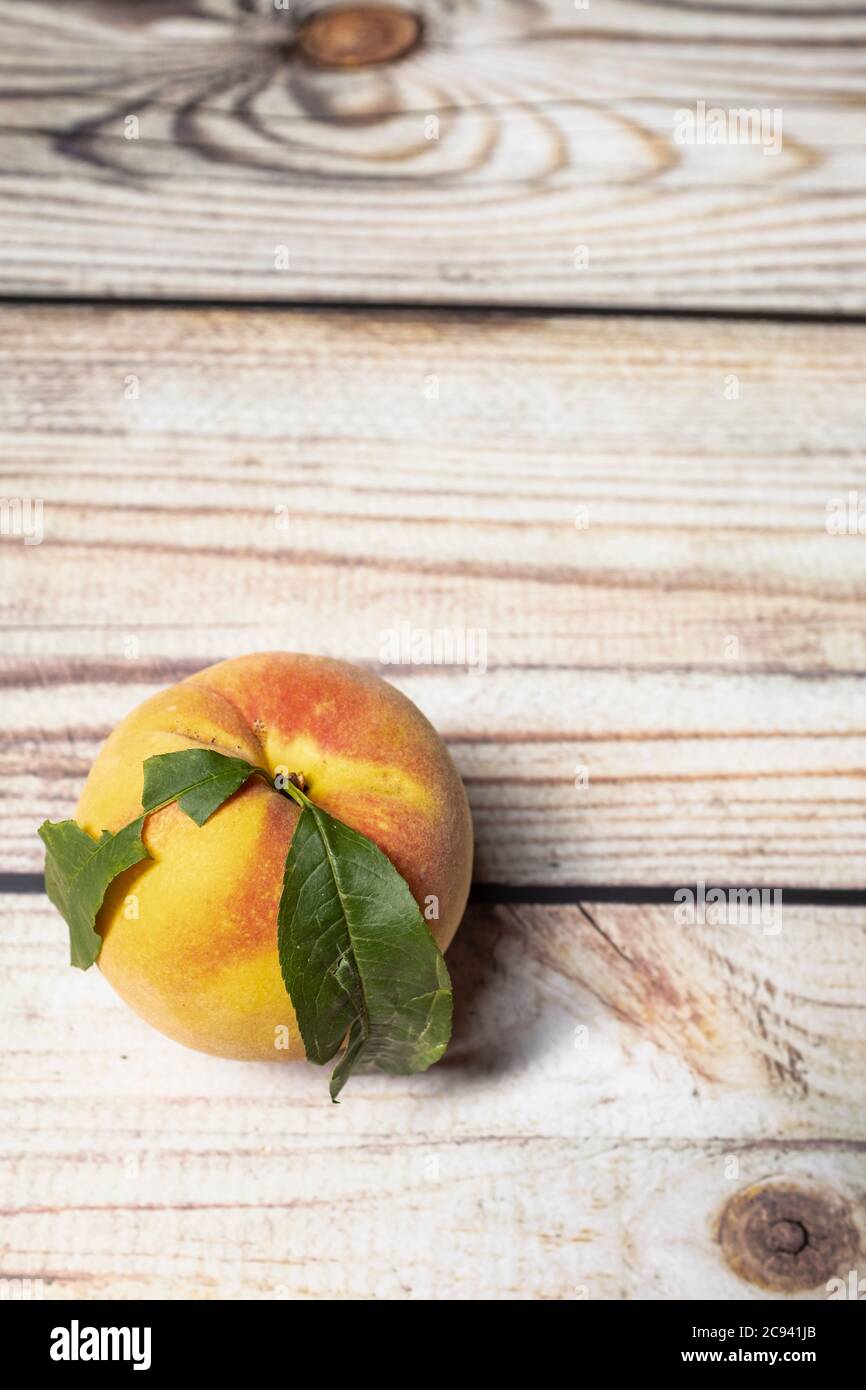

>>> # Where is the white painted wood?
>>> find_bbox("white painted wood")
[2,896,864,1299]
[2,306,864,883]
[6,664,866,885]
[1,1,864,308]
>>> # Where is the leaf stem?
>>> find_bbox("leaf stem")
[273,774,314,811]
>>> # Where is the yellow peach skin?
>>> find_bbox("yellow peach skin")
[75,654,473,1062]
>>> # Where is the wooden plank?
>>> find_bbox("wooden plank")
[2,305,865,883]
[1,1,865,309]
[7,660,866,885]
[2,896,864,1299]
[3,305,865,884]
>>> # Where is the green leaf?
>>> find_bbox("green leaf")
[39,749,263,971]
[141,748,262,825]
[277,801,453,1101]
[38,817,149,969]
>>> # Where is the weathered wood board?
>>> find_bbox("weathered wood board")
[2,306,865,884]
[7,661,866,887]
[1,0,864,309]
[3,895,864,1300]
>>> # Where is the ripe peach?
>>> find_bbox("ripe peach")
[75,653,473,1061]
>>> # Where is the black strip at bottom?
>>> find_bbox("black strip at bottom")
[7,1295,864,1357]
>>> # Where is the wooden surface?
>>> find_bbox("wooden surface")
[1,0,866,309]
[2,306,865,885]
[3,896,865,1300]
[1,0,864,1305]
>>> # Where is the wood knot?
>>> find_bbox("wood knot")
[768,1219,807,1255]
[718,1181,860,1292]
[296,5,422,69]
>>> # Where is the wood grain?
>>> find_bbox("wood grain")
[3,895,864,1299]
[2,305,865,884]
[1,0,864,309]
[7,660,866,885]
[3,0,864,1310]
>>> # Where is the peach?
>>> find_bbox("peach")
[75,653,473,1062]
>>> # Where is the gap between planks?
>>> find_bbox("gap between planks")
[3,876,866,907]
[1,294,866,327]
